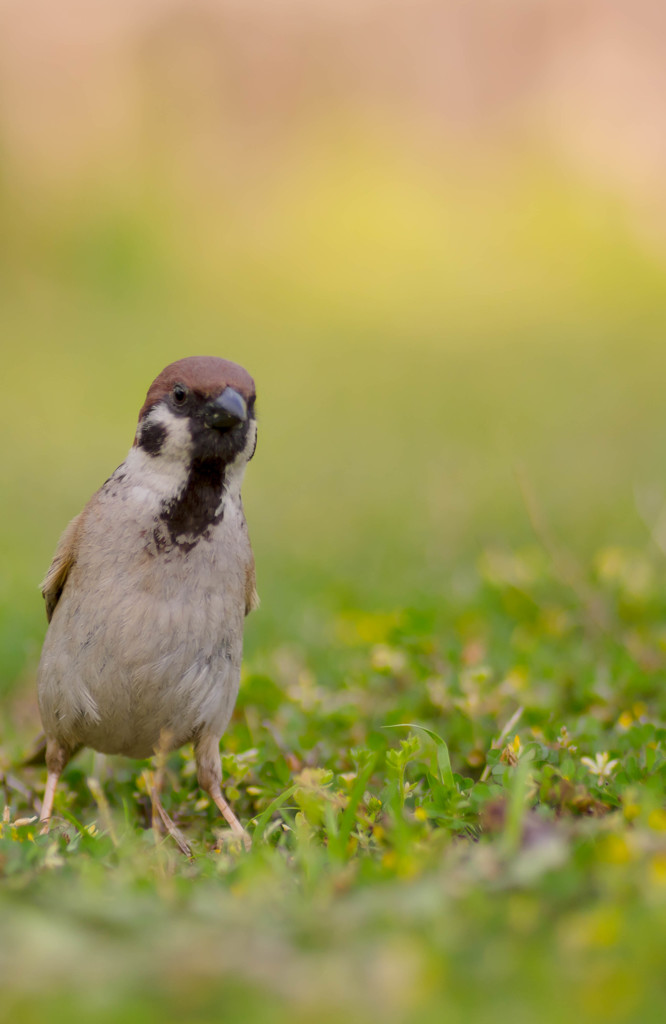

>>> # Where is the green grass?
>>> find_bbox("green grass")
[3,155,666,1022]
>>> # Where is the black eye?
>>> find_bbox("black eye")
[173,384,187,405]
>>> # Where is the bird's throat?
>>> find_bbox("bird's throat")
[158,457,227,553]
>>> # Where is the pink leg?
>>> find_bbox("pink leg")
[195,734,251,850]
[147,757,191,858]
[39,739,69,835]
[151,785,193,858]
[39,772,60,833]
[144,732,192,857]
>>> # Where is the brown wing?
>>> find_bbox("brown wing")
[41,512,84,623]
[245,553,260,616]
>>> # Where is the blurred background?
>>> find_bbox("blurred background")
[2,0,666,699]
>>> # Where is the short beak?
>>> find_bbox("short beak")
[205,387,248,431]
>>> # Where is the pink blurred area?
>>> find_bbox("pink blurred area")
[0,0,665,213]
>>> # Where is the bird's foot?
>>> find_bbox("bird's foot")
[213,826,252,854]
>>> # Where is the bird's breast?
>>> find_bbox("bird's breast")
[37,466,251,757]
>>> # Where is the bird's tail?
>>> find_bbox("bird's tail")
[20,734,82,767]
[20,733,48,766]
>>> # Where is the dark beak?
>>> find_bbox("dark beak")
[205,387,248,432]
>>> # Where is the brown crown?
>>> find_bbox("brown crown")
[138,356,256,421]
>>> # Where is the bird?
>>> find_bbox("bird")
[33,355,259,851]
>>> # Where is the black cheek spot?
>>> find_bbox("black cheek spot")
[139,421,167,457]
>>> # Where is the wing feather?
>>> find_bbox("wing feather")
[245,554,260,616]
[41,512,84,622]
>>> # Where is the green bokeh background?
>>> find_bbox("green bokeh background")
[3,149,666,695]
[3,6,666,1023]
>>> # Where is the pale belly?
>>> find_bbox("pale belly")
[37,571,245,759]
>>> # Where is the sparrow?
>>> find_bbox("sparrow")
[34,356,259,850]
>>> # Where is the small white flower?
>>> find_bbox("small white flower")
[371,645,407,673]
[580,751,619,780]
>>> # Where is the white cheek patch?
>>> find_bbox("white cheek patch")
[144,404,193,462]
[127,405,193,500]
[123,446,189,503]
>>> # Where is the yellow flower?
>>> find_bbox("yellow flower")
[648,808,666,832]
[598,834,632,864]
[650,853,666,885]
[382,850,398,870]
[623,801,640,822]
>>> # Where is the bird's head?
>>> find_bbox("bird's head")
[134,356,257,470]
